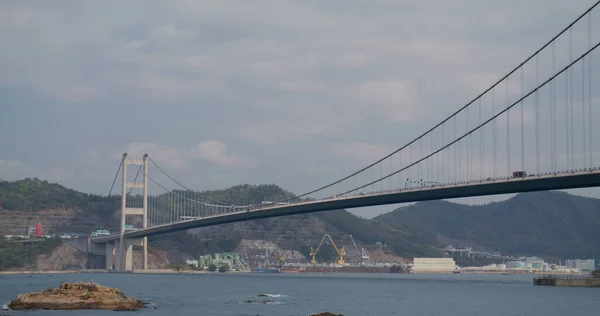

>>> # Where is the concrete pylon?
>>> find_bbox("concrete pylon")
[116,153,148,271]
[142,154,148,270]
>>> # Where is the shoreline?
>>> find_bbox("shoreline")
[0,269,252,275]
[1,269,588,276]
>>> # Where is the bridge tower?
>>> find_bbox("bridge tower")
[112,153,148,271]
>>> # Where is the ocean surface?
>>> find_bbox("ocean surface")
[1,272,598,315]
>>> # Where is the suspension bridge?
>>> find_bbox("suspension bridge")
[93,2,600,271]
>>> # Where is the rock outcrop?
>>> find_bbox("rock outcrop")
[310,313,344,316]
[8,282,147,311]
[35,243,87,271]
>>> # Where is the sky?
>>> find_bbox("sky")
[1,0,600,219]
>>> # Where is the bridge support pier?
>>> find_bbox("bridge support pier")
[106,241,115,270]
[107,238,144,271]
[115,153,149,271]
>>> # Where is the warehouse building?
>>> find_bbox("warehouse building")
[412,258,457,273]
[565,259,596,272]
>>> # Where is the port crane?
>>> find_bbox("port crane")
[349,234,370,265]
[310,234,346,265]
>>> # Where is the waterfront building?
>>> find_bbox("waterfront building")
[531,262,544,270]
[565,259,596,272]
[412,258,456,273]
[506,261,526,269]
[198,252,247,270]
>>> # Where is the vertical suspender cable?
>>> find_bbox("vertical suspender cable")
[570,27,575,170]
[479,98,483,179]
[419,138,423,183]
[492,89,497,178]
[398,150,402,188]
[466,107,470,181]
[148,193,150,227]
[535,54,540,174]
[409,143,412,184]
[552,41,557,173]
[582,59,587,169]
[454,116,458,182]
[521,66,525,176]
[379,160,383,192]
[551,44,554,173]
[589,12,594,169]
[506,78,511,176]
[430,132,434,183]
[389,154,393,190]
[441,124,445,183]
[566,56,570,171]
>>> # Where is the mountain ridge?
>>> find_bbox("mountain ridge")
[0,178,442,264]
[2,178,599,265]
[375,191,600,261]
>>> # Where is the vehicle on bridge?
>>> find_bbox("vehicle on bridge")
[91,229,110,237]
[512,171,527,178]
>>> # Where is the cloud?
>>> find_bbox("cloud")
[347,80,423,123]
[329,142,391,165]
[64,85,104,102]
[124,141,254,170]
[1,0,600,215]
[0,159,75,183]
[190,141,253,167]
[234,120,344,148]
[278,80,324,93]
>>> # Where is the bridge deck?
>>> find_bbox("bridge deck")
[92,170,600,243]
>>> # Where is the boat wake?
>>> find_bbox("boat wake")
[260,294,287,298]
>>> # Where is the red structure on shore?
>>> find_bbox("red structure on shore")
[35,223,43,237]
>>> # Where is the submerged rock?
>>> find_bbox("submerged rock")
[310,313,344,316]
[243,299,277,304]
[8,282,147,311]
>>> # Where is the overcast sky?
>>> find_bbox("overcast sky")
[1,0,599,218]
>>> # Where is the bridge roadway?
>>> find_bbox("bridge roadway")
[92,169,600,243]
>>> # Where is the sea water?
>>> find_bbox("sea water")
[1,272,598,315]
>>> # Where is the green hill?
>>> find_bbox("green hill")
[0,179,442,263]
[374,191,600,261]
[0,178,106,211]
[149,184,442,261]
[3,178,599,264]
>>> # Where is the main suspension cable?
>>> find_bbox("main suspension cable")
[337,40,600,196]
[271,0,600,203]
[146,156,236,206]
[107,156,123,197]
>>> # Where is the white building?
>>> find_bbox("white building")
[565,259,596,272]
[506,261,526,269]
[516,256,546,264]
[412,258,457,273]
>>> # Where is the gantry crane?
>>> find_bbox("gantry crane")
[309,234,346,265]
[349,234,370,266]
[279,253,286,267]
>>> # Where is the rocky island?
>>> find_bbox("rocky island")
[8,282,148,311]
